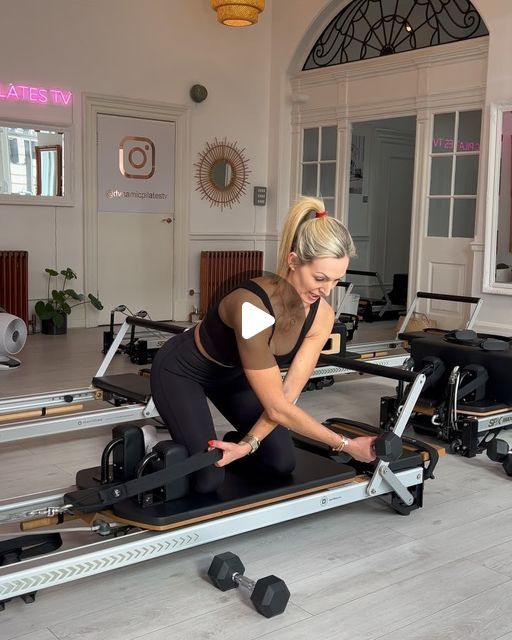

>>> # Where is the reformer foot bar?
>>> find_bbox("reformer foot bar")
[0,359,440,607]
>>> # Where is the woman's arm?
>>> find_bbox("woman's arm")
[211,297,375,464]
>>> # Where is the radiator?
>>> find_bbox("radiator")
[0,251,29,324]
[199,250,263,315]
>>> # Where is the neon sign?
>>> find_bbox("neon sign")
[0,83,72,106]
[433,137,480,152]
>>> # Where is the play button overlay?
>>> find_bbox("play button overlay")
[241,301,275,339]
[208,270,306,370]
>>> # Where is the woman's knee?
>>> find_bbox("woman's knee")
[192,466,225,494]
[258,432,296,475]
[265,450,296,475]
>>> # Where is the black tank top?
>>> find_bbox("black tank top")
[199,280,320,368]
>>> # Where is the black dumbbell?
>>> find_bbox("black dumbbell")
[486,439,512,476]
[374,432,402,462]
[207,552,290,618]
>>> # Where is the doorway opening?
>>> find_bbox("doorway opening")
[346,115,416,321]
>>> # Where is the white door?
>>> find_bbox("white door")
[415,110,482,328]
[96,114,176,323]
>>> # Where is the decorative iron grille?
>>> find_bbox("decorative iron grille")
[303,0,488,70]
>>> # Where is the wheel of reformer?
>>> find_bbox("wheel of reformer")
[448,438,463,455]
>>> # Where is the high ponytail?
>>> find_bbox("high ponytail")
[276,196,356,278]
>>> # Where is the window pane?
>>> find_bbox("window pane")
[454,155,479,195]
[321,126,337,161]
[457,110,481,153]
[320,163,336,197]
[303,128,319,162]
[301,164,317,196]
[430,156,452,195]
[323,197,335,215]
[452,199,476,238]
[8,138,19,163]
[432,113,455,154]
[427,199,450,237]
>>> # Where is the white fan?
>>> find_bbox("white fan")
[0,313,27,369]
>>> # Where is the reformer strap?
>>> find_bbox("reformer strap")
[65,449,222,512]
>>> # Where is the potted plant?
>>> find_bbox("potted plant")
[35,267,103,335]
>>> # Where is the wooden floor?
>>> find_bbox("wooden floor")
[1,322,512,640]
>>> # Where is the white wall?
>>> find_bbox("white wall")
[0,0,273,325]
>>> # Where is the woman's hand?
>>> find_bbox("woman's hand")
[344,436,377,463]
[208,439,251,467]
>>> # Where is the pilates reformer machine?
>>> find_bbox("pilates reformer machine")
[304,289,484,391]
[0,348,442,611]
[380,293,512,458]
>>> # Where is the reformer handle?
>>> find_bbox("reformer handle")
[416,291,480,304]
[318,354,419,383]
[125,316,189,334]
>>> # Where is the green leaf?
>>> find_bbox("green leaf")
[52,312,65,328]
[35,301,55,320]
[45,268,59,277]
[61,302,72,314]
[52,290,66,303]
[35,300,49,319]
[88,294,104,310]
[65,289,81,300]
[61,268,77,280]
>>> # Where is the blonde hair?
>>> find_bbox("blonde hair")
[276,196,356,278]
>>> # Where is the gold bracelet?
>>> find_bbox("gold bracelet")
[240,433,261,454]
[332,434,349,453]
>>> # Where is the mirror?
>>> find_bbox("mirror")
[483,105,512,293]
[0,125,67,201]
[194,137,250,211]
[211,159,233,189]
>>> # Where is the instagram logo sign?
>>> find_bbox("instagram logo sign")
[119,136,155,179]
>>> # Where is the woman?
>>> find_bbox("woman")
[150,196,376,493]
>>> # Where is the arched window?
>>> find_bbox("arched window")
[303,0,488,70]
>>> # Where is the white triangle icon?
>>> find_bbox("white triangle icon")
[241,302,275,339]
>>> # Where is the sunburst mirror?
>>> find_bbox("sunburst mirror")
[194,138,250,211]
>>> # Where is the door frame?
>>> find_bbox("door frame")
[83,93,190,326]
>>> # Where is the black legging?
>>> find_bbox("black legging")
[150,330,296,493]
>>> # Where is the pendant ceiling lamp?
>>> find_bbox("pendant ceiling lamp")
[211,1,265,27]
